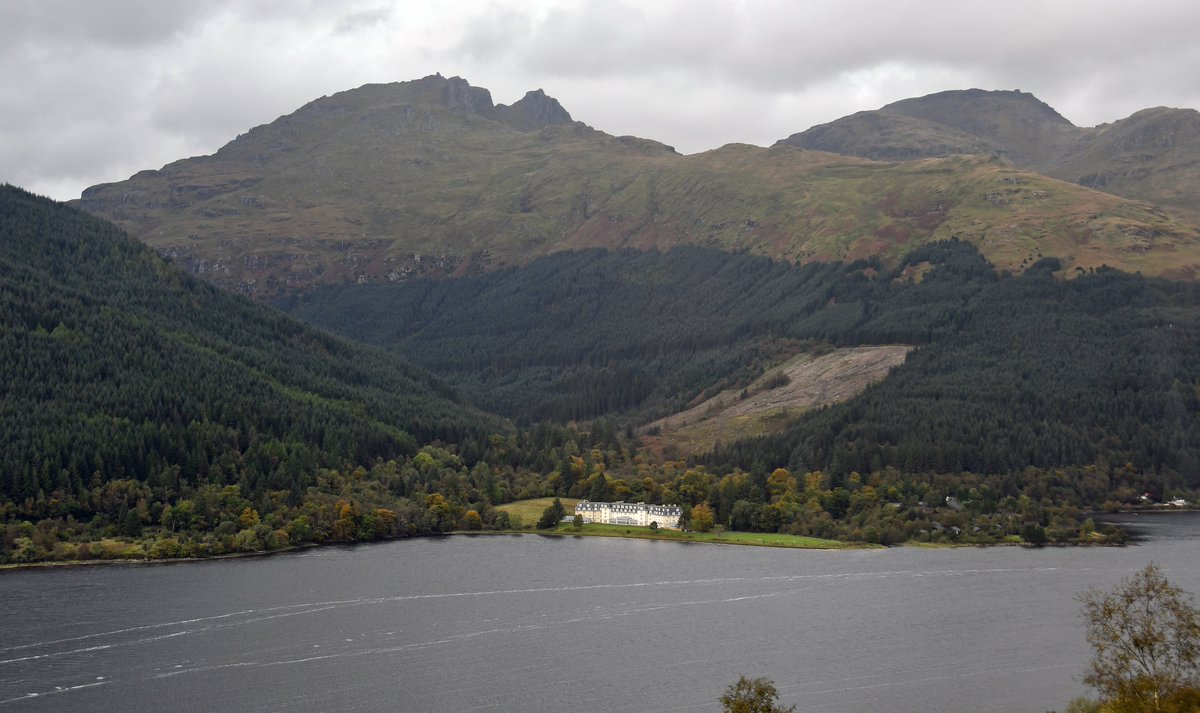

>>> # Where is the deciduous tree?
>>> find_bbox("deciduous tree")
[1078,563,1200,712]
[691,503,715,533]
[719,676,795,713]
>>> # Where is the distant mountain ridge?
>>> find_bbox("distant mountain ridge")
[777,88,1200,225]
[73,76,1200,295]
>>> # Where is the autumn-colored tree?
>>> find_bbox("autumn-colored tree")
[1079,563,1200,712]
[719,676,795,713]
[424,493,453,532]
[462,510,483,530]
[331,499,359,541]
[691,503,715,533]
[238,506,260,529]
[374,508,398,534]
[767,468,797,503]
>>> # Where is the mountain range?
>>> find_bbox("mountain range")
[73,75,1200,296]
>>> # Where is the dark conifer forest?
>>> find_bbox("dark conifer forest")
[284,242,1200,490]
[4,184,1200,562]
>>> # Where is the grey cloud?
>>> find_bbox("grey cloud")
[5,0,1200,201]
[333,6,394,35]
[458,6,532,62]
[0,0,222,49]
[478,0,1200,111]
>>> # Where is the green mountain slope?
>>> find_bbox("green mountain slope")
[0,185,518,559]
[72,76,1200,296]
[777,89,1200,231]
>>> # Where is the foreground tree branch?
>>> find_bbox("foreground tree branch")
[1078,563,1200,712]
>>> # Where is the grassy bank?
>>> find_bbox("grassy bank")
[484,521,864,549]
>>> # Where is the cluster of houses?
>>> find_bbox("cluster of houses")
[573,501,683,530]
[1140,493,1190,508]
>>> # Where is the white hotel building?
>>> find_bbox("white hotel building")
[575,501,683,530]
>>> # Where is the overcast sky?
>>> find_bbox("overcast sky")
[4,0,1200,201]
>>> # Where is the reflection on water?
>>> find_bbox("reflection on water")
[2,513,1199,713]
[1099,510,1200,542]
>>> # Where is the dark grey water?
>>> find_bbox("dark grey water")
[2,513,1198,713]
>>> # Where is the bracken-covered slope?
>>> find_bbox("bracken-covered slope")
[778,89,1200,228]
[0,184,503,504]
[73,76,1200,295]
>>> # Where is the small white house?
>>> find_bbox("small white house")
[575,501,683,530]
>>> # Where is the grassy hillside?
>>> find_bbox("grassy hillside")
[778,89,1200,228]
[73,77,1200,296]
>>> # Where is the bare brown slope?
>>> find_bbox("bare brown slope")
[74,77,1200,296]
[643,346,912,456]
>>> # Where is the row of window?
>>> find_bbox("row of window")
[576,501,681,515]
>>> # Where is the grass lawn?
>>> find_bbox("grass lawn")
[496,497,582,527]
[553,523,860,549]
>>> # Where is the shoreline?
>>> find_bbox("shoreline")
[0,527,867,571]
[463,527,877,550]
[3,518,1141,572]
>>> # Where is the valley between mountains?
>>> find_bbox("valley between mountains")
[5,75,1200,563]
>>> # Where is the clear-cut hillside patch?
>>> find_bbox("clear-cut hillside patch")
[643,345,912,456]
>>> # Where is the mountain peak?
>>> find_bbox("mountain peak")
[881,88,1074,131]
[777,87,1076,166]
[285,75,574,133]
[411,75,574,131]
[439,75,497,115]
[496,88,574,131]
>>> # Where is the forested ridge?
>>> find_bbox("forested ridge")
[283,242,1200,493]
[0,185,538,562]
[713,261,1200,486]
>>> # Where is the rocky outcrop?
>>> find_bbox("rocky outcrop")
[496,89,574,131]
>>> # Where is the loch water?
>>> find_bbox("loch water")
[2,512,1198,713]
